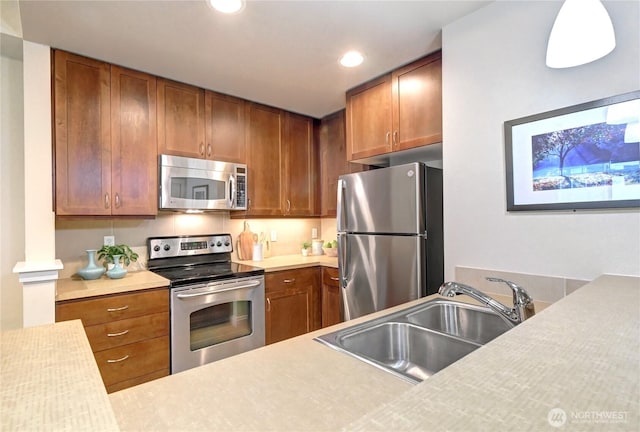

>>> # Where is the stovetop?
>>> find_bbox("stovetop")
[147,234,264,287]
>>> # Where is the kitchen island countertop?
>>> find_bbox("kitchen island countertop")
[109,274,639,431]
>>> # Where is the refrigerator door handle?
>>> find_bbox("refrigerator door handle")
[338,234,348,289]
[337,178,346,232]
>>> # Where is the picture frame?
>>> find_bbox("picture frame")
[192,185,209,200]
[504,90,640,211]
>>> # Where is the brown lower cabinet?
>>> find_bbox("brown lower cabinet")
[321,267,343,328]
[56,288,169,393]
[265,267,321,344]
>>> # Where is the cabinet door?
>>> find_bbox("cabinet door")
[265,268,320,344]
[346,74,392,161]
[283,112,317,216]
[157,79,205,158]
[246,103,283,216]
[53,50,111,215]
[205,91,246,163]
[319,110,368,217]
[321,267,343,328]
[392,53,442,151]
[110,66,158,216]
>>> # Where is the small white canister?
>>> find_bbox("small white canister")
[252,243,263,261]
[312,239,324,256]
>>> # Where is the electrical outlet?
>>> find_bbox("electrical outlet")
[104,235,115,246]
[311,228,318,239]
[270,230,277,242]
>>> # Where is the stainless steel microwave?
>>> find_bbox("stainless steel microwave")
[159,155,247,211]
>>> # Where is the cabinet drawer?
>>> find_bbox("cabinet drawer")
[265,268,319,293]
[322,267,340,287]
[94,336,169,388]
[56,289,168,326]
[84,312,169,352]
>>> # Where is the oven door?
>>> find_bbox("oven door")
[170,276,265,374]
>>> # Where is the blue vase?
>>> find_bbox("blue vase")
[106,254,127,279]
[77,249,105,280]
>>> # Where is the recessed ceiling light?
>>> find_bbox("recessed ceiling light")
[208,0,245,14]
[340,51,364,68]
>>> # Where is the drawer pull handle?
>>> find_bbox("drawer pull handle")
[283,278,295,283]
[107,355,129,363]
[330,277,340,281]
[106,305,129,312]
[107,329,129,337]
[267,297,271,312]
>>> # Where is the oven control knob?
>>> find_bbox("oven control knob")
[153,245,161,252]
[164,244,171,251]
[216,241,222,247]
[224,241,230,247]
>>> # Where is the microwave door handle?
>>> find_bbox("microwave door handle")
[229,174,236,208]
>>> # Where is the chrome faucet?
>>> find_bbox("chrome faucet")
[438,277,535,324]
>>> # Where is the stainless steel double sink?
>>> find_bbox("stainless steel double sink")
[315,299,515,383]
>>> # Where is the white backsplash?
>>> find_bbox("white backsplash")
[454,266,590,303]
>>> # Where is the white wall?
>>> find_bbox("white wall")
[442,0,640,281]
[0,41,25,330]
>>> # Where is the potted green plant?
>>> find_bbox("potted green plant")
[97,244,139,267]
[301,241,312,257]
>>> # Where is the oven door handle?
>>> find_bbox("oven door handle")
[176,279,261,299]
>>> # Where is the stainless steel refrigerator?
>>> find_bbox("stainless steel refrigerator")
[337,162,443,320]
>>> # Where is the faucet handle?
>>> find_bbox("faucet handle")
[485,277,533,306]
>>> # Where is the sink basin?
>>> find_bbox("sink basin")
[315,299,515,383]
[406,300,514,344]
[337,322,480,382]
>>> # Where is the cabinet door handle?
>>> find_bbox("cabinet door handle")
[114,193,120,208]
[283,278,296,284]
[207,144,212,157]
[266,297,271,312]
[107,354,129,364]
[107,329,129,337]
[106,305,129,312]
[385,131,391,144]
[393,130,398,146]
[330,277,340,281]
[286,199,291,212]
[199,143,205,156]
[247,198,251,211]
[105,193,110,209]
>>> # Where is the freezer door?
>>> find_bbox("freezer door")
[339,233,426,320]
[337,162,425,234]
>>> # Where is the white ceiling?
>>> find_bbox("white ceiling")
[18,0,491,118]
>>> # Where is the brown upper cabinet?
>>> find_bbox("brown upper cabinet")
[319,110,368,217]
[157,81,246,164]
[205,92,246,163]
[53,50,157,216]
[156,79,206,159]
[346,51,442,161]
[242,103,317,217]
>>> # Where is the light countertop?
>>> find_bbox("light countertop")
[1,320,120,431]
[56,255,336,302]
[234,253,338,271]
[56,270,170,302]
[109,274,639,431]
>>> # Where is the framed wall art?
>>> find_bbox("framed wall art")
[504,90,640,211]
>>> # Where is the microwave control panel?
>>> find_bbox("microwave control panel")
[236,168,247,210]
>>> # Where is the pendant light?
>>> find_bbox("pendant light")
[546,0,616,68]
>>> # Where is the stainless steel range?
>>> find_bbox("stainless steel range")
[147,234,265,374]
